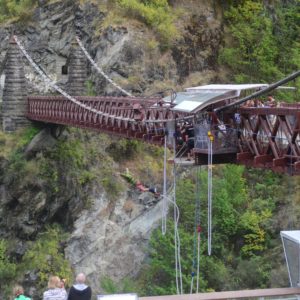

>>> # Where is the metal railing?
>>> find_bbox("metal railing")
[140,288,300,300]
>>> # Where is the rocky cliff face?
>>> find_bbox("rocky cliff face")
[0,0,224,295]
[0,0,223,96]
[0,127,164,297]
[65,190,164,289]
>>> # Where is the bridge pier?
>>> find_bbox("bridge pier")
[67,39,87,96]
[2,37,28,132]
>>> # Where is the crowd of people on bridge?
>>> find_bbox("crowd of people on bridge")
[242,94,278,108]
[14,273,92,300]
[174,122,195,160]
[173,94,280,159]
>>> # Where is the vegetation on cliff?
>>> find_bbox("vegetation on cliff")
[0,0,37,23]
[117,0,179,48]
[219,0,300,97]
[136,0,300,295]
[0,0,299,298]
[0,225,71,297]
[0,126,164,298]
[137,167,297,294]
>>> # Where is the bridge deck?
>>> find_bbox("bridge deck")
[26,95,300,174]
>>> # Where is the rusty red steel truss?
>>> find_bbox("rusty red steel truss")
[27,96,188,144]
[237,103,300,174]
[27,95,300,174]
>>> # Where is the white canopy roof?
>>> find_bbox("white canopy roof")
[169,84,269,113]
[165,90,236,113]
[166,83,295,114]
[281,231,300,244]
[186,84,268,93]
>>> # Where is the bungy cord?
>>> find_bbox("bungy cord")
[207,131,213,256]
[190,166,201,293]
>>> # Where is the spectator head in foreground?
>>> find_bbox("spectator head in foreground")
[43,276,67,300]
[13,285,31,300]
[48,276,62,289]
[76,273,86,284]
[13,285,24,297]
[67,272,92,300]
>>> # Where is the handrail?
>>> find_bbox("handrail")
[140,288,300,300]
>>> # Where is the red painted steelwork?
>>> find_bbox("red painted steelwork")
[26,95,300,174]
[26,96,187,145]
[237,105,300,175]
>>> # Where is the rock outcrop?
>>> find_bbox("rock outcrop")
[65,189,163,292]
[0,127,164,295]
[0,0,223,97]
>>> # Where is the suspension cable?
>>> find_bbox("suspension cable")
[15,34,186,292]
[76,36,133,97]
[14,35,135,121]
[196,222,201,293]
[15,35,195,127]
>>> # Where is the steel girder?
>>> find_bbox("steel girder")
[26,96,187,145]
[237,104,300,175]
[27,95,300,174]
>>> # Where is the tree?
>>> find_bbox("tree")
[20,225,73,289]
[219,1,280,82]
[0,240,17,298]
[138,164,291,293]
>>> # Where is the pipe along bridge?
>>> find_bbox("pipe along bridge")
[2,36,300,175]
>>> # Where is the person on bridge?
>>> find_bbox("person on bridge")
[133,103,145,121]
[67,273,92,300]
[265,95,277,107]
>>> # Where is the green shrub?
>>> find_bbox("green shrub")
[107,139,142,162]
[219,1,280,82]
[0,0,38,23]
[101,168,124,199]
[117,0,179,48]
[17,125,40,148]
[101,276,140,294]
[20,225,73,289]
[85,80,96,96]
[219,0,300,100]
[0,240,17,297]
[137,165,286,294]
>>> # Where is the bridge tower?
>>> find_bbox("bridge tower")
[67,39,87,96]
[2,37,28,132]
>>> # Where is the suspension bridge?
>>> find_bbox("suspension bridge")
[1,35,300,298]
[1,36,300,175]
